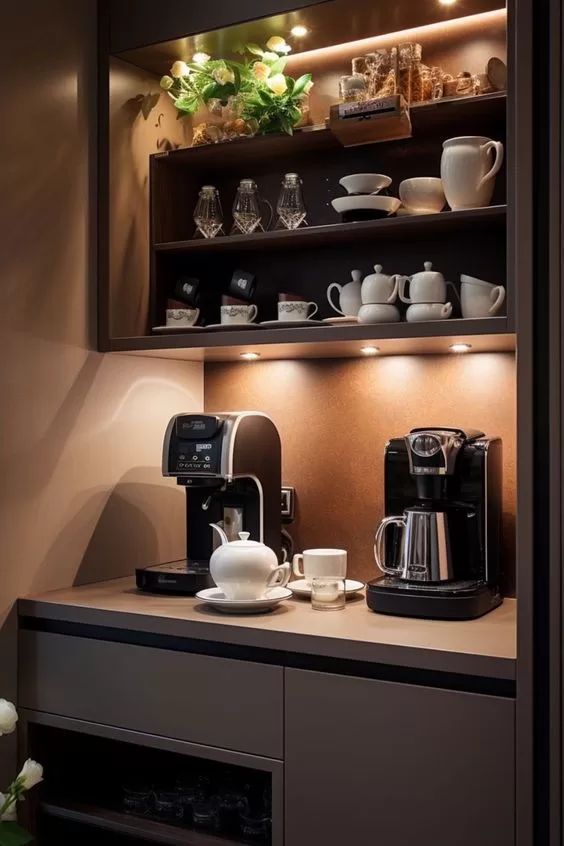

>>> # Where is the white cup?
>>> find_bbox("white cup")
[278,300,318,322]
[220,304,258,325]
[399,177,446,215]
[357,303,400,324]
[406,302,453,322]
[460,275,506,318]
[166,307,200,327]
[292,548,347,585]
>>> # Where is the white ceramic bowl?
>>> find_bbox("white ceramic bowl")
[399,177,446,214]
[339,173,392,195]
[331,195,401,218]
[358,303,401,324]
[406,302,453,322]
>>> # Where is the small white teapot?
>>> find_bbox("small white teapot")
[209,524,290,601]
[398,261,455,305]
[361,264,401,304]
[327,269,362,316]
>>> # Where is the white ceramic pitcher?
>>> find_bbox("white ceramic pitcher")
[441,136,504,210]
[327,269,362,316]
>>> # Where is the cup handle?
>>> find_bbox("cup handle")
[398,276,412,304]
[374,516,406,576]
[192,308,201,325]
[292,554,305,578]
[442,302,453,318]
[267,563,291,590]
[388,276,400,304]
[327,283,345,316]
[307,302,319,319]
[248,304,258,322]
[479,141,504,189]
[489,285,506,315]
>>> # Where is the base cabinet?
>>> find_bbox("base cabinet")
[284,669,515,846]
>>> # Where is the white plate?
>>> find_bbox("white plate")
[331,195,401,216]
[203,323,262,331]
[339,173,392,195]
[259,319,326,328]
[196,586,292,613]
[322,316,359,325]
[152,325,205,333]
[289,579,365,597]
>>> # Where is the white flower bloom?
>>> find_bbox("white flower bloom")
[212,67,235,86]
[171,60,190,79]
[267,73,288,96]
[261,51,280,63]
[252,61,271,81]
[192,52,210,65]
[266,36,291,54]
[0,793,16,821]
[160,75,174,90]
[18,759,43,790]
[0,700,18,736]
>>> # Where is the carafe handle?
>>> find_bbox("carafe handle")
[374,516,406,576]
[327,283,345,315]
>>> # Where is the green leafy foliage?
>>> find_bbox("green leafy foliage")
[0,823,33,846]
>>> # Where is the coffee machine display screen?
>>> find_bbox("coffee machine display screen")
[175,439,221,474]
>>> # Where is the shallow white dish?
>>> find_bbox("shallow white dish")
[289,579,365,597]
[196,586,292,613]
[339,173,392,195]
[203,323,262,331]
[331,195,401,216]
[259,319,326,328]
[322,316,359,325]
[152,325,205,334]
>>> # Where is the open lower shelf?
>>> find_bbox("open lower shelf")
[155,206,506,256]
[109,318,515,361]
[41,801,242,846]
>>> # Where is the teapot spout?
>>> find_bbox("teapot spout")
[209,522,229,545]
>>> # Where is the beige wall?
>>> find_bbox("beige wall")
[0,0,203,776]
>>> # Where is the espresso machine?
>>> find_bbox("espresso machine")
[366,427,503,620]
[136,413,281,594]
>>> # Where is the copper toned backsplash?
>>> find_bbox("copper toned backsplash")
[205,353,516,594]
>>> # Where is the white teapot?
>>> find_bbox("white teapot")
[327,269,362,316]
[209,524,290,601]
[398,261,455,305]
[361,264,401,304]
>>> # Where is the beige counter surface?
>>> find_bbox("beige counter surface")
[19,578,517,680]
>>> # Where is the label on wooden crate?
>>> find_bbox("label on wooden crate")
[338,96,401,120]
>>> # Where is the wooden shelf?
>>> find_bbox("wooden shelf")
[152,92,506,172]
[155,206,507,256]
[41,801,242,846]
[109,318,514,362]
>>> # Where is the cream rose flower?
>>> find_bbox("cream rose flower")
[212,67,235,86]
[267,73,288,96]
[18,759,43,790]
[171,60,190,79]
[159,75,174,90]
[252,62,271,81]
[266,36,291,54]
[0,700,18,736]
[0,793,16,822]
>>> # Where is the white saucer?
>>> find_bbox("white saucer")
[203,323,262,331]
[259,319,326,328]
[152,325,205,333]
[196,586,292,613]
[322,316,359,325]
[289,579,365,597]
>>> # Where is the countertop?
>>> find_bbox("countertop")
[19,577,517,680]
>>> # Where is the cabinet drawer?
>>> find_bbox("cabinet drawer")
[19,631,282,758]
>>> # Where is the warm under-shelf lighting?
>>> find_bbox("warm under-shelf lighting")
[240,352,261,361]
[291,25,310,38]
[439,0,457,5]
[450,343,473,353]
[361,345,380,356]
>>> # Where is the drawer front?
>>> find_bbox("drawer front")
[19,631,282,758]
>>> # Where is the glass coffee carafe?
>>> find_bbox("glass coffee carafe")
[276,173,307,230]
[231,179,273,234]
[193,185,224,239]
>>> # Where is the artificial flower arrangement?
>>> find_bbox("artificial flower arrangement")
[160,35,313,146]
[0,700,43,846]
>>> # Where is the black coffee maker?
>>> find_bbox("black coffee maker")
[366,427,503,620]
[136,413,281,595]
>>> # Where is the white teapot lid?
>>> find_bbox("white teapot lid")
[228,532,263,547]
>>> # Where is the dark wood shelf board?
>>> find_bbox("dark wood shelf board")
[41,801,241,846]
[108,319,515,362]
[152,93,506,172]
[155,206,507,256]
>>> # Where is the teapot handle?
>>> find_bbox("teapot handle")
[267,562,291,589]
[388,275,401,304]
[374,516,406,576]
[327,283,345,316]
[398,276,413,304]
